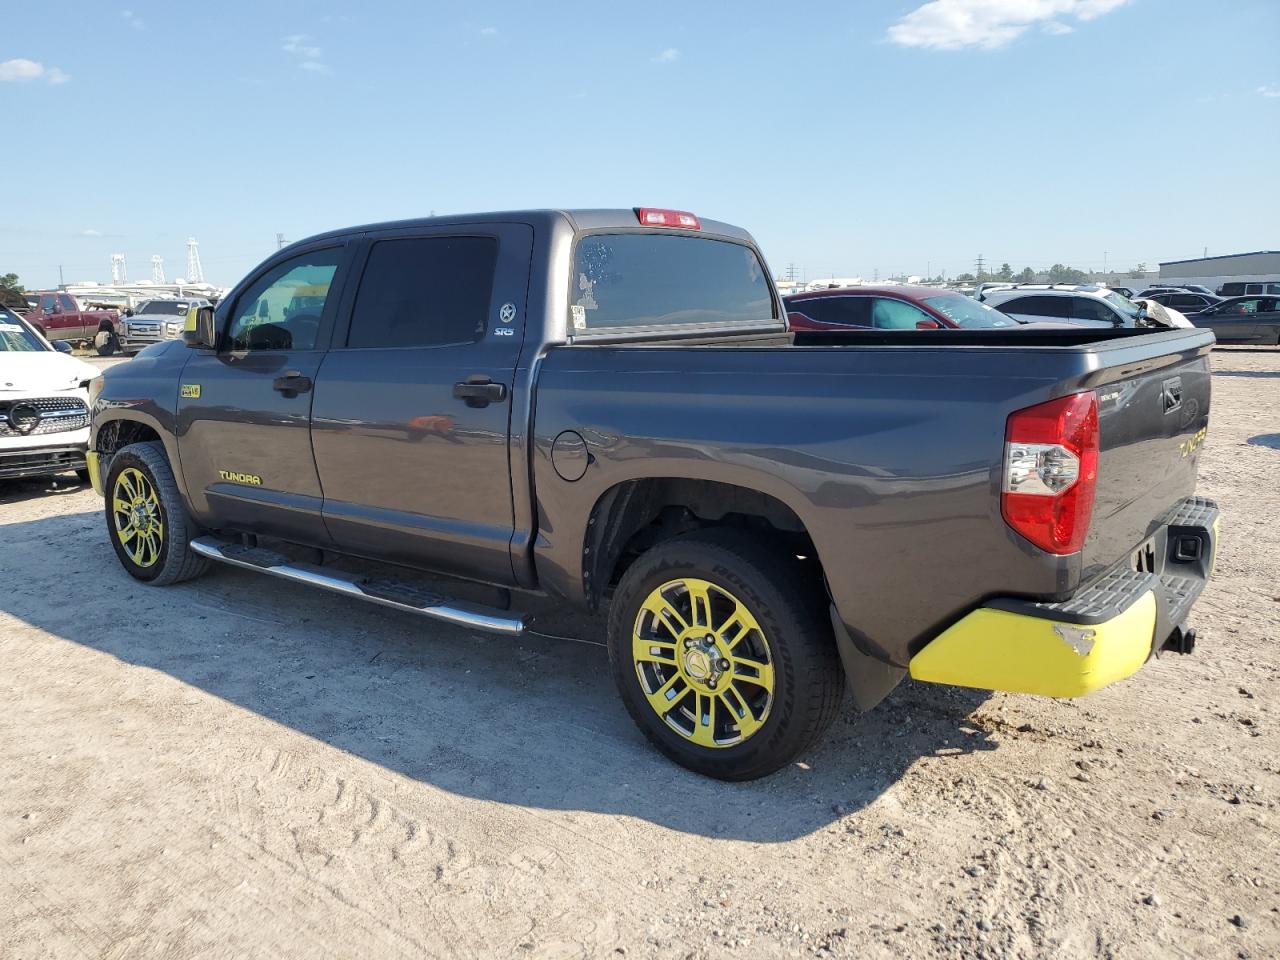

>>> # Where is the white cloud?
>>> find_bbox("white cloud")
[651,47,680,63]
[121,9,144,30]
[888,0,1129,51]
[0,58,71,84]
[1042,20,1074,34]
[1258,83,1280,99]
[283,34,323,59]
[80,229,103,237]
[479,26,498,36]
[282,34,331,74]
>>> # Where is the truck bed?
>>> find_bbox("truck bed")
[530,327,1214,666]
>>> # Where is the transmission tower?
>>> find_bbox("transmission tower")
[150,256,166,284]
[783,262,800,283]
[975,254,986,279]
[111,254,128,284]
[185,237,204,283]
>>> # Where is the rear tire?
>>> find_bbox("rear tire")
[607,529,843,781]
[103,441,209,585]
[95,329,119,356]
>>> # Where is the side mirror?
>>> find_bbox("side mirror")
[183,305,217,349]
[52,339,73,354]
[915,318,942,330]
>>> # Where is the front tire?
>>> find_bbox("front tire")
[104,442,209,585]
[607,529,843,781]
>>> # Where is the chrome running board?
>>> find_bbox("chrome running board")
[189,536,527,635]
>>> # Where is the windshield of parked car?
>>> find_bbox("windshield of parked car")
[1104,291,1144,320]
[572,234,775,334]
[0,309,46,351]
[923,294,1021,328]
[138,301,191,315]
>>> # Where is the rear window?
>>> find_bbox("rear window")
[924,294,1019,328]
[572,233,774,334]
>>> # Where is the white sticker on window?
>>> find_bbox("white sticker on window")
[0,323,23,333]
[570,305,587,329]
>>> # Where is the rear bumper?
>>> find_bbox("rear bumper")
[909,496,1219,698]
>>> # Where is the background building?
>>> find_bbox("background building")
[1159,251,1280,293]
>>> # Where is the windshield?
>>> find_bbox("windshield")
[138,301,191,315]
[0,310,46,351]
[572,233,775,334]
[924,294,1021,328]
[1104,291,1144,320]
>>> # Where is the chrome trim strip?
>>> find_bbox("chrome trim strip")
[189,537,527,635]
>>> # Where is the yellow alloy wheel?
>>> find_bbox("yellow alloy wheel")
[632,577,775,748]
[112,466,165,568]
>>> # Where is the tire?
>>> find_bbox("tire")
[103,441,209,585]
[95,329,119,356]
[607,529,844,781]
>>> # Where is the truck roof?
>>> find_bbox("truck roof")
[290,208,756,249]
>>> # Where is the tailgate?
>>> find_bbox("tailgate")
[1082,344,1211,577]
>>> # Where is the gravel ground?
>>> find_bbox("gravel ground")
[1,349,1276,959]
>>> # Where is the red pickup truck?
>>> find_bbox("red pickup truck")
[26,292,120,353]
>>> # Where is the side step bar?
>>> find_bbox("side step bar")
[189,536,528,635]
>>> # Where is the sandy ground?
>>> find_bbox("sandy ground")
[1,350,1276,960]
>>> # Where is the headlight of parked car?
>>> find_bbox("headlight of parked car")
[166,320,185,334]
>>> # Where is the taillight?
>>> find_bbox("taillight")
[1001,391,1099,555]
[635,207,701,230]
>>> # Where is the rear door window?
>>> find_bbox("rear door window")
[572,233,774,334]
[1001,296,1068,318]
[789,297,872,327]
[346,236,498,349]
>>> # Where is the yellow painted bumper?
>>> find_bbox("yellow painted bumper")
[85,450,104,496]
[909,591,1157,698]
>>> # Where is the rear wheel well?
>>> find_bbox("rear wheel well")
[584,478,821,609]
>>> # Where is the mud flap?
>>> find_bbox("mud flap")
[829,605,905,711]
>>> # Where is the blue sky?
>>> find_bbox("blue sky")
[2,0,1277,288]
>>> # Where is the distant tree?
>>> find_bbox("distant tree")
[955,272,976,282]
[997,263,1014,281]
[0,272,23,293]
[1128,263,1147,278]
[1047,263,1088,284]
[1016,267,1036,283]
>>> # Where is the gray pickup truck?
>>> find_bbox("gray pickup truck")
[86,208,1219,780]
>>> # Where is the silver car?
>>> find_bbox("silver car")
[118,299,209,353]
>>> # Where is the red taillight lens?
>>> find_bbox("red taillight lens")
[635,207,701,230]
[1001,391,1099,555]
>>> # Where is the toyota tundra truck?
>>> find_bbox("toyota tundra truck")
[84,208,1219,780]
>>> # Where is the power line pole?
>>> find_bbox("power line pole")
[974,254,986,279]
[276,233,287,250]
[58,264,64,286]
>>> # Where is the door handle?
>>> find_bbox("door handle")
[272,371,313,397]
[453,376,508,407]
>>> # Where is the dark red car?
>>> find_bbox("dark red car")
[785,284,1023,332]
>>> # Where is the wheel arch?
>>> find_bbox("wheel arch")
[93,413,187,499]
[582,476,823,611]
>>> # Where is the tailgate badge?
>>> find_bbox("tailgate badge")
[1161,377,1182,415]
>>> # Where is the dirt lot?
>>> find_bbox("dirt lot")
[1,350,1276,959]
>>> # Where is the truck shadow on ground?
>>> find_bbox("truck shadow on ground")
[3,509,998,844]
[0,474,93,506]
